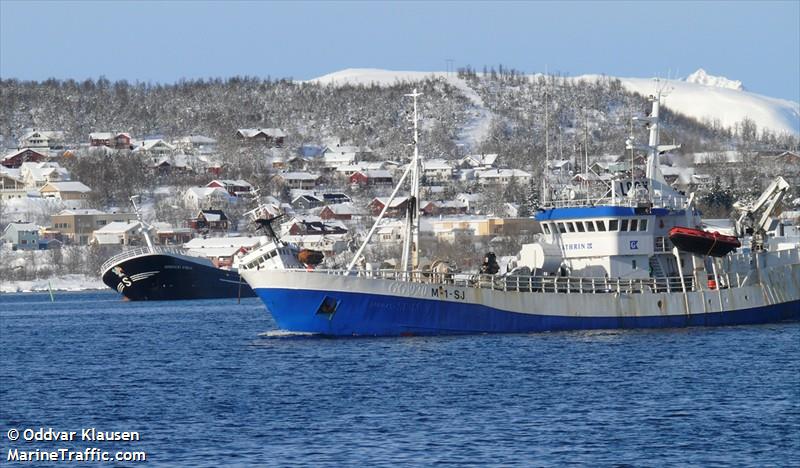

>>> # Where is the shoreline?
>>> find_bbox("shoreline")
[0,274,107,294]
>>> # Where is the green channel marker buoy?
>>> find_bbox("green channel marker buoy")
[48,281,55,302]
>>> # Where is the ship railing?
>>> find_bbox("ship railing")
[309,268,708,294]
[545,194,689,210]
[99,245,187,274]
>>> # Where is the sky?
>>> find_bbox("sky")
[1,0,798,101]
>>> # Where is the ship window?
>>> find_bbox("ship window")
[586,221,596,232]
[632,259,637,269]
[630,219,638,231]
[576,222,585,232]
[620,219,629,231]
[609,219,619,231]
[567,222,576,233]
[639,219,648,231]
[557,222,566,233]
[596,221,606,232]
[543,223,551,234]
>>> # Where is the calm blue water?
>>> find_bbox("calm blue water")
[1,291,798,466]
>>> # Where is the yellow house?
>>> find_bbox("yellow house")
[432,217,540,242]
[39,181,91,201]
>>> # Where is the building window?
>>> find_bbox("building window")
[567,222,576,233]
[557,222,566,233]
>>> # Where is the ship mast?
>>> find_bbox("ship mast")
[401,89,422,272]
[130,195,155,252]
[628,85,679,200]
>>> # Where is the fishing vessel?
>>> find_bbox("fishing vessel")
[101,199,301,301]
[240,89,800,336]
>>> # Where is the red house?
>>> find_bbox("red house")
[319,203,359,221]
[368,197,410,218]
[349,170,393,187]
[1,148,48,168]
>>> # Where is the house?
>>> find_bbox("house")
[183,186,231,210]
[319,202,360,221]
[456,193,483,213]
[431,217,540,243]
[206,179,253,196]
[322,192,352,205]
[283,216,348,236]
[174,135,217,154]
[376,220,405,244]
[1,148,48,168]
[277,172,320,190]
[475,168,532,187]
[153,222,195,245]
[420,200,440,217]
[50,209,137,245]
[236,128,286,147]
[39,181,91,201]
[91,221,143,246]
[321,145,373,168]
[18,130,65,149]
[460,153,498,169]
[20,161,70,188]
[292,194,323,210]
[547,159,574,176]
[184,236,263,268]
[151,153,199,174]
[369,197,410,218]
[187,210,229,233]
[90,132,132,150]
[1,172,27,201]
[437,200,469,216]
[134,139,175,156]
[421,159,454,183]
[2,222,39,250]
[349,170,393,187]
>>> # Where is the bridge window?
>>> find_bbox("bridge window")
[557,222,566,233]
[639,219,648,231]
[567,222,576,233]
[609,220,619,231]
[629,219,638,231]
[576,222,585,232]
[620,219,629,231]
[586,221,596,232]
[543,223,551,234]
[596,221,606,232]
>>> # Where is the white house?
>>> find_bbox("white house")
[460,153,498,169]
[277,172,320,190]
[133,139,175,156]
[92,220,143,245]
[321,145,373,168]
[20,161,71,188]
[18,130,65,149]
[421,159,454,183]
[1,171,27,201]
[475,168,532,187]
[183,186,231,210]
[39,181,91,201]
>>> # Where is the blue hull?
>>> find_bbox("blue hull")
[255,288,800,336]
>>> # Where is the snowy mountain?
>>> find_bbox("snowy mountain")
[309,68,800,137]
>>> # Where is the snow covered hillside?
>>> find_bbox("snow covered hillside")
[310,68,800,137]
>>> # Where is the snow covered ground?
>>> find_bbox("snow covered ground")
[0,274,105,293]
[308,68,493,150]
[309,68,799,137]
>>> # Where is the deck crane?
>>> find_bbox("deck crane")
[733,176,790,251]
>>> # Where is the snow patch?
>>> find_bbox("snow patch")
[0,274,106,293]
